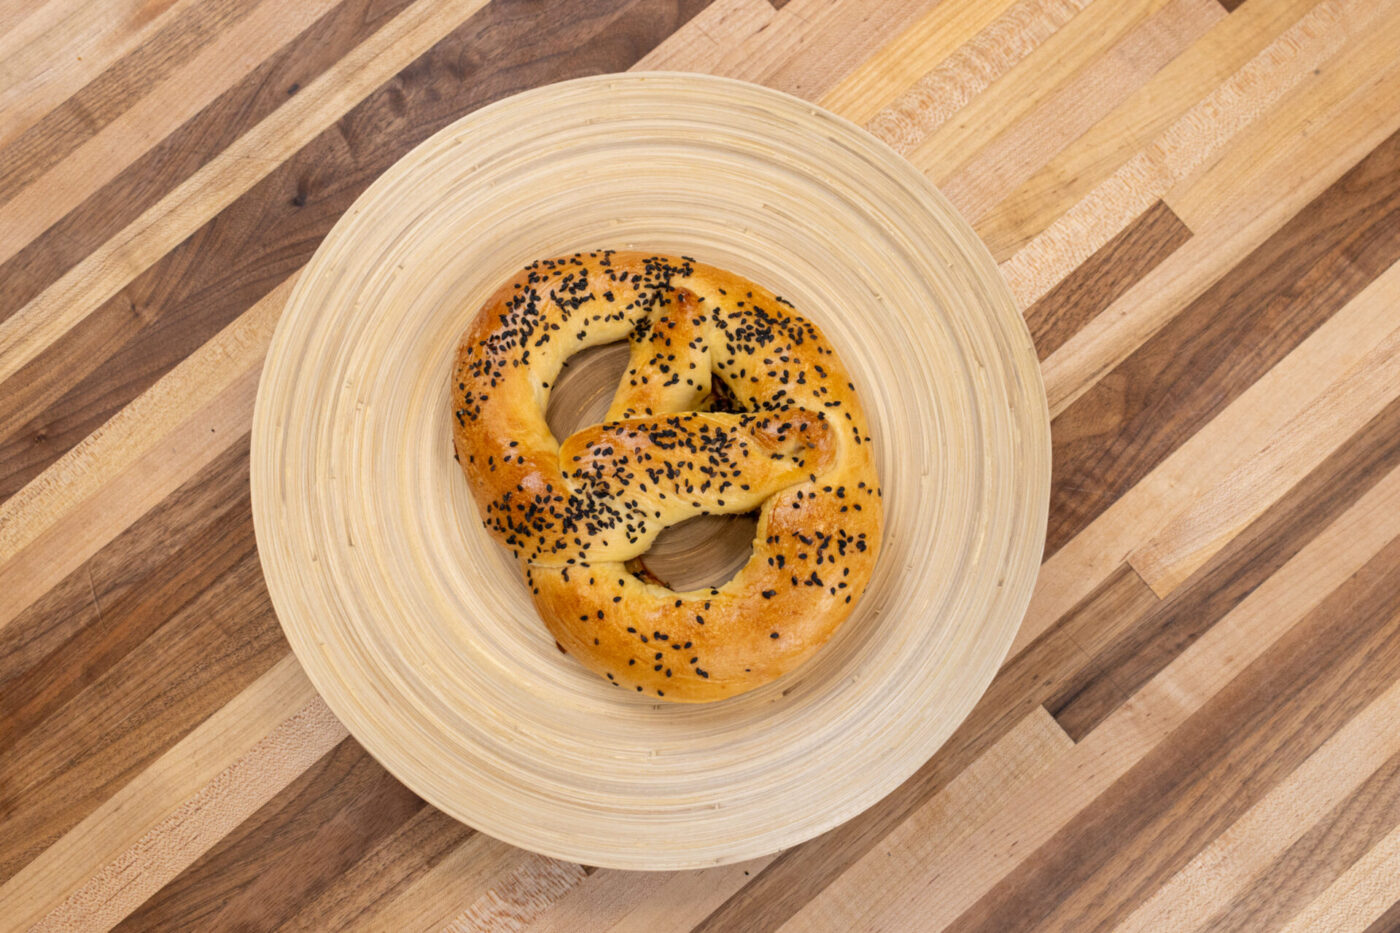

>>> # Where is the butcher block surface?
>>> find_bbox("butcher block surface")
[3,0,1400,929]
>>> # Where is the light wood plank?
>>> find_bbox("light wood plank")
[0,0,489,389]
[0,276,290,631]
[441,857,587,933]
[0,655,335,932]
[939,0,1223,222]
[1278,822,1400,933]
[1166,0,1400,232]
[683,0,937,101]
[1116,674,1400,932]
[779,708,1074,932]
[1016,254,1400,654]
[1131,269,1400,594]
[1000,0,1384,309]
[0,0,203,150]
[634,0,775,71]
[975,0,1319,259]
[357,835,544,932]
[751,0,947,102]
[818,0,1019,127]
[864,0,1091,158]
[827,460,1400,932]
[908,0,1172,180]
[527,858,778,933]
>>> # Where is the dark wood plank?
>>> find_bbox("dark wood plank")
[1363,897,1400,933]
[1206,745,1400,932]
[0,436,248,691]
[0,551,284,884]
[0,443,254,751]
[1049,388,1400,741]
[0,0,260,206]
[116,738,424,931]
[691,565,1158,933]
[1046,126,1400,557]
[0,0,420,323]
[0,0,714,502]
[1024,200,1191,360]
[0,565,100,693]
[1217,0,1248,11]
[946,531,1400,932]
[278,807,475,931]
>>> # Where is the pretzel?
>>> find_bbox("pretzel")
[452,251,882,702]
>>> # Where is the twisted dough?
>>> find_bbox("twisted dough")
[452,251,882,702]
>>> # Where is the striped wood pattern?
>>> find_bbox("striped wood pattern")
[2,0,1399,928]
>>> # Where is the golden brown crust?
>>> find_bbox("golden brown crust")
[452,251,882,701]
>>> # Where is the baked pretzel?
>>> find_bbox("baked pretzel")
[452,251,882,702]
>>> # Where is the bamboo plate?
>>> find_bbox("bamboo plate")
[251,73,1050,870]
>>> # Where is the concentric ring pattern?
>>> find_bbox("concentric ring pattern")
[250,72,1050,869]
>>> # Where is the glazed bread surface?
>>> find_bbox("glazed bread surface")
[452,251,883,702]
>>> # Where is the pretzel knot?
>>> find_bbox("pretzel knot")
[452,251,882,702]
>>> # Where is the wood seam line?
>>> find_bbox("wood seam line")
[809,466,1400,932]
[0,276,293,633]
[1127,306,1400,596]
[770,708,1075,933]
[935,0,1226,223]
[997,0,1382,309]
[0,0,207,153]
[1023,200,1193,361]
[0,655,340,931]
[1114,672,1400,932]
[0,0,492,388]
[83,564,104,631]
[1050,568,1155,724]
[1014,255,1400,654]
[1280,823,1400,933]
[0,0,263,207]
[1044,33,1400,420]
[0,0,338,254]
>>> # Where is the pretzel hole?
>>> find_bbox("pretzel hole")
[628,511,760,592]
[699,373,743,414]
[545,341,631,443]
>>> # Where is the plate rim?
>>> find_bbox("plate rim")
[250,70,1051,869]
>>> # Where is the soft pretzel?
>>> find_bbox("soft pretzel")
[452,251,882,702]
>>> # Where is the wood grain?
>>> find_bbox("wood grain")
[115,738,423,931]
[4,0,1400,927]
[974,0,1318,259]
[0,0,709,501]
[0,0,413,323]
[1047,122,1400,556]
[1023,199,1191,360]
[1050,386,1400,740]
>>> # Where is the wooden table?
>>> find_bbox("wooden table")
[3,0,1399,929]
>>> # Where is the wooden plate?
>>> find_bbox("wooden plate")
[250,73,1050,870]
